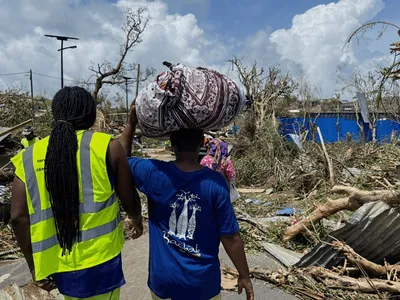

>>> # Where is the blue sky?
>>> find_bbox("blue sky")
[153,0,398,41]
[0,0,398,97]
[104,0,398,40]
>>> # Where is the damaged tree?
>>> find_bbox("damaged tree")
[332,241,400,278]
[283,185,400,242]
[347,21,400,84]
[88,7,154,103]
[229,57,296,131]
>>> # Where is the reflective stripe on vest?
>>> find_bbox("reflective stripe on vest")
[23,131,118,253]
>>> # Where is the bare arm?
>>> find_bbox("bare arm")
[221,233,250,278]
[221,234,254,300]
[11,176,34,272]
[109,139,142,223]
[120,104,138,157]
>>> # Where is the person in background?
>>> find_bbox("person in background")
[11,87,143,300]
[120,105,254,300]
[21,126,40,149]
[197,134,212,163]
[201,138,236,186]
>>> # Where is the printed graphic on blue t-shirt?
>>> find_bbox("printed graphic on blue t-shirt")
[128,158,239,300]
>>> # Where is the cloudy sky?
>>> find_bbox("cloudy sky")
[0,0,398,100]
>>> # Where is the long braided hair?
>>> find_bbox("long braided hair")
[44,87,96,255]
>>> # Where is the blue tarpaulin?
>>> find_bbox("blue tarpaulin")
[280,114,400,143]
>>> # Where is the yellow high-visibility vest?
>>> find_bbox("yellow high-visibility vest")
[21,137,40,149]
[11,130,124,281]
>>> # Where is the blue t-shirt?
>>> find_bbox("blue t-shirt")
[129,158,240,300]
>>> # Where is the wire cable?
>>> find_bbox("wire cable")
[32,72,75,82]
[0,72,29,76]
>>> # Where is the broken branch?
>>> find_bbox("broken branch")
[283,185,400,242]
[308,267,400,294]
[332,241,400,278]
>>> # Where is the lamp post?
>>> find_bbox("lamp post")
[123,76,133,122]
[44,34,79,88]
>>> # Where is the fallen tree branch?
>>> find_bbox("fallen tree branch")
[332,185,400,204]
[0,249,20,257]
[221,261,289,285]
[308,267,400,294]
[317,126,335,186]
[332,241,400,278]
[283,196,356,242]
[283,185,400,242]
[237,217,268,235]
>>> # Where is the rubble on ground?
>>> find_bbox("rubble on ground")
[3,107,400,298]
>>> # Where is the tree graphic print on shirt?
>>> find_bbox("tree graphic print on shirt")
[187,204,201,240]
[168,202,179,236]
[176,192,199,240]
[165,191,202,256]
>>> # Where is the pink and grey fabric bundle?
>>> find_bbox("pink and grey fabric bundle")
[135,62,246,138]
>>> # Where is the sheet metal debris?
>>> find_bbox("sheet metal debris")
[261,242,303,267]
[0,127,11,144]
[297,201,400,268]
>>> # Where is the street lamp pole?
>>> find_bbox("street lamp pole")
[123,76,133,122]
[44,34,79,89]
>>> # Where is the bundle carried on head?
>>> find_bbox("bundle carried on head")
[135,62,246,138]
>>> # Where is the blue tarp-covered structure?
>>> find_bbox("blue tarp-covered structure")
[280,113,400,143]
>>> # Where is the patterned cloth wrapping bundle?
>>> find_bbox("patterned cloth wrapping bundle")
[135,63,246,138]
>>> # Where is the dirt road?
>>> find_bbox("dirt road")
[0,235,296,299]
[121,234,296,300]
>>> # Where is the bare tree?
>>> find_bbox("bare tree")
[295,68,324,139]
[89,7,155,103]
[341,69,383,142]
[229,57,296,130]
[346,21,400,91]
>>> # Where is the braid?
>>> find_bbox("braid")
[45,86,96,255]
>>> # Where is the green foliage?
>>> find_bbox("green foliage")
[233,115,299,188]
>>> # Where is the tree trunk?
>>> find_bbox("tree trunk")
[282,186,400,242]
[308,267,400,294]
[332,241,400,277]
[372,125,377,143]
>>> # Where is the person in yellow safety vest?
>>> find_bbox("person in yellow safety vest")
[10,87,143,300]
[20,126,40,149]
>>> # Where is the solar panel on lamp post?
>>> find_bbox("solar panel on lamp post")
[44,34,79,89]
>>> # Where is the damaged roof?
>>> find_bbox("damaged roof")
[296,201,400,268]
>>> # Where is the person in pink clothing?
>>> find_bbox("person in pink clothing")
[200,138,236,183]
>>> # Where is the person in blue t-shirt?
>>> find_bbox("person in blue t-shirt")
[120,105,254,300]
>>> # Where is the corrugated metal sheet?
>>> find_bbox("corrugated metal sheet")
[280,116,400,143]
[296,201,400,268]
[356,92,370,124]
[0,127,11,144]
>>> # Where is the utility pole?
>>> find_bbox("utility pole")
[29,69,34,118]
[123,76,133,122]
[135,64,141,101]
[44,34,79,89]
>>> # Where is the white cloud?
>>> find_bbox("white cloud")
[0,0,227,98]
[269,0,386,97]
[0,0,395,100]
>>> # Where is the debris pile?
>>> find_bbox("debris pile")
[0,91,34,128]
[0,223,19,260]
[226,135,400,298]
